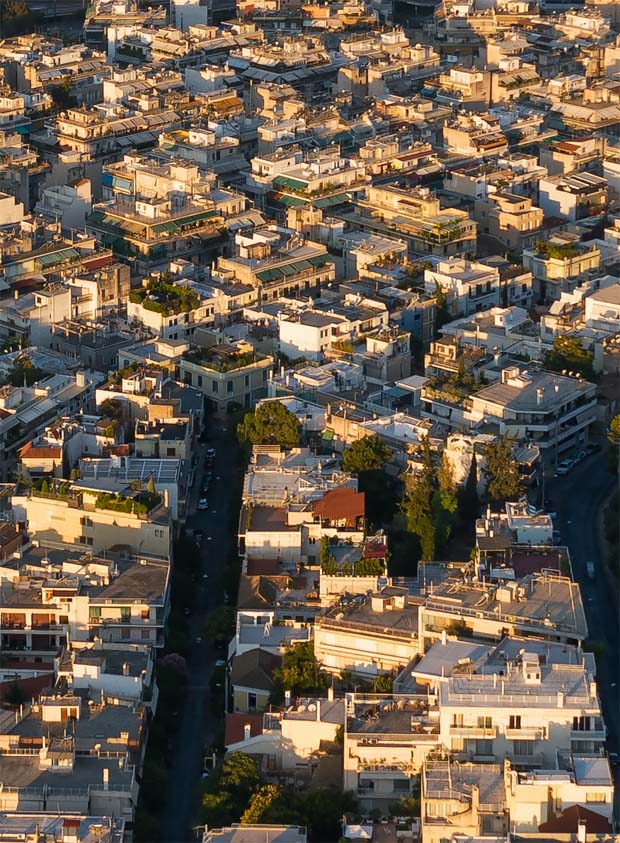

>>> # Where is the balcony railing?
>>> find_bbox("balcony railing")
[505,727,545,740]
[450,725,497,738]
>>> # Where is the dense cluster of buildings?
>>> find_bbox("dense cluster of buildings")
[0,0,617,838]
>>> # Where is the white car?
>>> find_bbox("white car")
[554,459,575,476]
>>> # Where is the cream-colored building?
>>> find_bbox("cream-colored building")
[11,482,171,559]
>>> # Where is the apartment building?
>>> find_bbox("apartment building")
[314,588,419,677]
[343,692,440,805]
[538,173,608,224]
[523,236,601,302]
[0,371,98,482]
[11,478,172,559]
[213,227,336,303]
[180,341,274,414]
[418,568,587,651]
[0,545,169,663]
[349,186,477,258]
[466,366,597,459]
[484,193,545,252]
[424,258,532,317]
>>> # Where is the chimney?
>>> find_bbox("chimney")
[577,820,587,843]
[536,387,544,406]
[328,686,334,702]
[163,488,169,508]
[243,723,252,741]
[316,701,321,722]
[284,689,292,707]
[122,662,129,676]
[14,289,18,302]
[441,629,447,645]
[103,767,109,791]
[557,691,564,708]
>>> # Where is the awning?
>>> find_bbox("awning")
[321,429,335,441]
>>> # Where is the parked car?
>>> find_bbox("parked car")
[585,561,596,580]
[554,459,575,476]
[586,443,599,455]
[575,449,587,463]
[198,497,209,510]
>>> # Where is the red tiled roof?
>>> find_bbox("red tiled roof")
[538,805,612,834]
[19,441,62,459]
[312,487,365,521]
[224,712,264,747]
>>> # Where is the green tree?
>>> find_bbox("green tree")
[341,436,391,475]
[273,641,329,697]
[434,281,450,334]
[372,673,393,693]
[4,679,24,706]
[402,470,435,561]
[48,76,77,110]
[237,401,301,449]
[203,606,235,645]
[99,398,125,421]
[241,785,285,824]
[482,435,524,504]
[5,355,47,387]
[146,476,157,495]
[607,414,620,474]
[201,753,260,826]
[545,336,595,380]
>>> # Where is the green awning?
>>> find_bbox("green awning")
[273,175,308,192]
[36,247,79,267]
[315,193,349,209]
[322,429,335,441]
[16,125,30,135]
[272,193,306,208]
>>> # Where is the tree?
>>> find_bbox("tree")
[5,355,47,387]
[341,436,391,475]
[545,336,595,381]
[373,673,393,693]
[4,679,24,706]
[402,471,435,561]
[237,401,301,449]
[146,476,157,495]
[607,415,620,474]
[241,785,285,824]
[201,753,260,826]
[273,642,329,697]
[48,76,77,110]
[99,398,125,421]
[203,606,235,645]
[482,435,524,504]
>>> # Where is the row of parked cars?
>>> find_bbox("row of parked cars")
[553,442,598,476]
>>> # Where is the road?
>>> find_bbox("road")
[161,419,238,843]
[540,447,619,757]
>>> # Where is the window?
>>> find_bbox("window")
[248,692,257,711]
[120,607,131,620]
[513,740,534,756]
[452,714,464,727]
[227,381,234,395]
[244,374,250,388]
[509,715,521,730]
[89,607,101,619]
[212,381,218,394]
[197,375,202,387]
[475,739,493,755]
[586,793,607,804]
[167,447,176,457]
[478,716,492,729]
[141,629,151,640]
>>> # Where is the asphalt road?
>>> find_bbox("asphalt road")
[161,419,237,842]
[540,448,619,756]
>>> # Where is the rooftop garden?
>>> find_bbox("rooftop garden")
[183,346,264,372]
[129,277,200,316]
[95,490,162,516]
[534,240,592,260]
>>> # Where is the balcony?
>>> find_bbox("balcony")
[450,725,497,739]
[505,727,546,740]
[506,752,545,767]
[570,729,606,741]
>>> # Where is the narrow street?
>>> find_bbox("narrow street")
[543,448,619,754]
[161,419,240,842]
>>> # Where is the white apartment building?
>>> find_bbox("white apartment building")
[425,259,504,317]
[538,173,608,224]
[466,366,597,459]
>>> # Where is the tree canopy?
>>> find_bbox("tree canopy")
[273,641,330,698]
[237,401,301,449]
[341,435,391,475]
[545,336,595,381]
[482,435,524,504]
[201,753,260,827]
